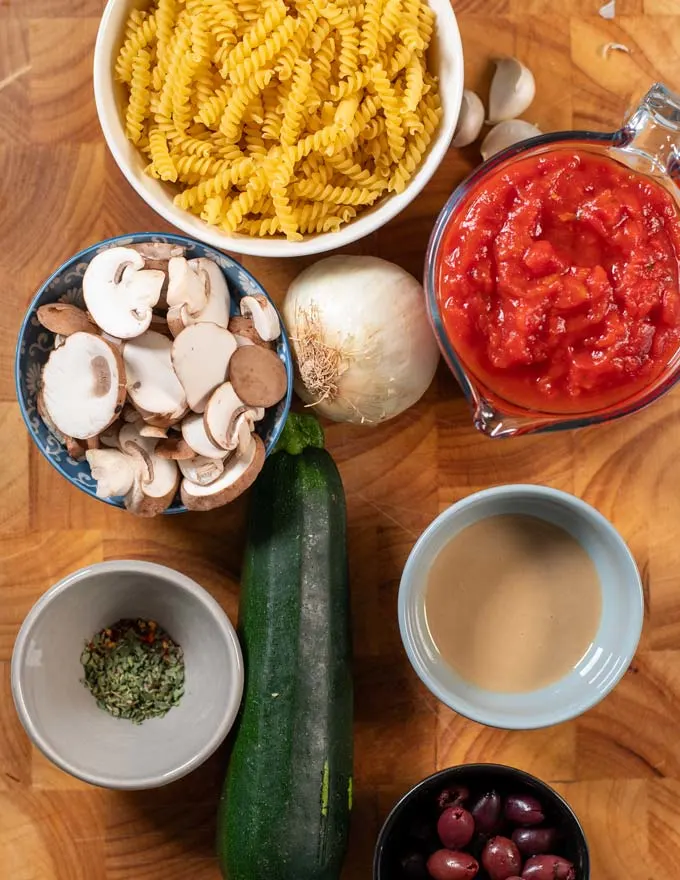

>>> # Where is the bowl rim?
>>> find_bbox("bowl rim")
[10,559,244,790]
[92,0,464,257]
[14,230,293,515]
[398,483,644,730]
[372,763,590,879]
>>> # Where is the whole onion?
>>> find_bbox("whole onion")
[282,256,440,425]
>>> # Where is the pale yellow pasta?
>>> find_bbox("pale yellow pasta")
[125,49,152,144]
[116,0,443,240]
[280,59,312,146]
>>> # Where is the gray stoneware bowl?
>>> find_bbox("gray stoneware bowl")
[11,560,244,789]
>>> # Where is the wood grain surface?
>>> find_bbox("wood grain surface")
[1,0,680,878]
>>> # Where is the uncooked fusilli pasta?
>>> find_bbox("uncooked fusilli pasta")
[115,0,443,239]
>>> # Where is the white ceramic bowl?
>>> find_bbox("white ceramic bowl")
[399,485,644,730]
[93,0,464,258]
[11,561,244,789]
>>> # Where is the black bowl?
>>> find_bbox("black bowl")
[374,764,589,880]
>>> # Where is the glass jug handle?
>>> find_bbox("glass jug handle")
[616,83,680,184]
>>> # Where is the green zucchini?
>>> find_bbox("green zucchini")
[218,412,353,880]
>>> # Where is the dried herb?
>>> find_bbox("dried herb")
[80,618,185,723]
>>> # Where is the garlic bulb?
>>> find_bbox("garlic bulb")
[282,256,440,426]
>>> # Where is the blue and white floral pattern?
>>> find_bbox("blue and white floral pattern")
[15,233,293,515]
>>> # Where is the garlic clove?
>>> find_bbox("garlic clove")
[452,90,486,148]
[480,120,543,161]
[488,57,536,123]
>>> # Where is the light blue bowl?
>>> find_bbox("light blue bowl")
[15,232,293,514]
[399,485,644,729]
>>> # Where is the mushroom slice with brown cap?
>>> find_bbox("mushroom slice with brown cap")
[203,382,249,451]
[179,455,228,486]
[37,303,95,337]
[155,436,196,460]
[167,257,208,316]
[239,295,280,342]
[229,345,288,408]
[228,316,273,349]
[167,258,231,336]
[86,448,137,498]
[122,330,188,426]
[41,332,126,440]
[83,247,165,339]
[130,242,185,273]
[171,323,237,413]
[181,434,265,511]
[117,423,180,516]
[139,425,168,439]
[181,412,230,459]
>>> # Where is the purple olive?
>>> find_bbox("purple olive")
[401,852,429,879]
[511,828,558,857]
[521,855,575,879]
[481,836,523,880]
[504,794,545,827]
[437,807,475,849]
[470,790,502,834]
[426,849,479,880]
[438,785,470,811]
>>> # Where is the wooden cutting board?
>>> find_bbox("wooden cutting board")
[1,0,680,877]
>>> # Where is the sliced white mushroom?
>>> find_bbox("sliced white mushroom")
[228,316,273,348]
[37,303,95,337]
[41,332,126,440]
[86,448,136,498]
[239,294,280,342]
[122,330,188,426]
[171,323,237,413]
[139,424,168,439]
[155,436,197,460]
[232,411,257,457]
[488,57,536,123]
[167,256,208,314]
[452,90,485,148]
[99,422,121,448]
[130,242,185,273]
[178,455,228,486]
[54,334,66,349]
[229,345,288,408]
[181,434,265,511]
[480,120,543,161]
[203,382,249,451]
[166,258,231,336]
[117,423,180,516]
[83,247,165,339]
[181,412,231,459]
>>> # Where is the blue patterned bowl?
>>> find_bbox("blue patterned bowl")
[15,232,293,514]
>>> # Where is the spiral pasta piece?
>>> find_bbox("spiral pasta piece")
[227,16,298,84]
[370,63,405,161]
[125,49,152,144]
[359,0,382,61]
[149,128,178,182]
[280,59,313,146]
[220,69,274,141]
[226,0,287,69]
[116,12,157,83]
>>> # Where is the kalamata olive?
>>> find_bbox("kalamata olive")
[470,790,503,834]
[511,828,558,856]
[521,855,575,879]
[426,849,480,880]
[437,806,475,849]
[401,852,429,879]
[481,836,523,880]
[438,785,470,810]
[504,794,545,826]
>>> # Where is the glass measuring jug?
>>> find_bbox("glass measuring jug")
[425,83,680,437]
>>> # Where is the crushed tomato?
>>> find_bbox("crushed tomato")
[437,149,680,412]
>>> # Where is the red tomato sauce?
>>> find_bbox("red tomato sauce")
[437,149,680,412]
